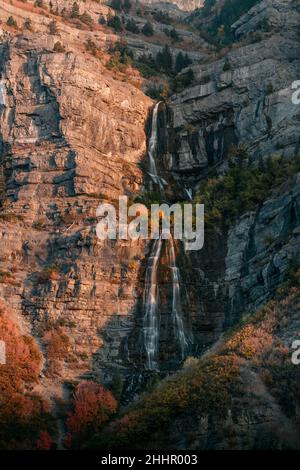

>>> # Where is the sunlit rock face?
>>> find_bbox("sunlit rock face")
[0,29,152,388]
[140,0,204,12]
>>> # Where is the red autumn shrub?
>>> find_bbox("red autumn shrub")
[65,381,117,448]
[0,300,56,449]
[36,431,53,450]
[0,300,41,389]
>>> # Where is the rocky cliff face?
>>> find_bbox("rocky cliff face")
[162,0,300,339]
[140,0,204,12]
[0,0,300,450]
[0,2,153,400]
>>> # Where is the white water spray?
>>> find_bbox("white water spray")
[143,237,162,370]
[143,102,190,370]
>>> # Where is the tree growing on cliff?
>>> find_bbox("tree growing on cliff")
[175,52,192,73]
[53,41,65,53]
[24,18,33,31]
[126,18,139,34]
[48,20,58,35]
[7,16,18,29]
[123,0,132,13]
[142,21,154,37]
[80,12,93,26]
[111,0,122,11]
[71,2,80,18]
[34,0,45,8]
[156,45,173,73]
[107,14,123,32]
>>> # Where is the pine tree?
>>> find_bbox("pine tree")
[156,45,172,72]
[123,0,132,13]
[71,2,80,19]
[184,53,192,67]
[111,0,122,11]
[142,21,154,37]
[107,15,123,32]
[175,52,185,73]
[7,16,18,29]
[126,19,139,34]
[48,20,58,35]
[170,28,180,42]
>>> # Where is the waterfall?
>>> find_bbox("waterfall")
[143,236,162,370]
[184,187,193,201]
[147,101,166,191]
[142,102,190,371]
[168,237,189,359]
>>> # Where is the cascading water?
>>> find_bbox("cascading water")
[143,101,162,370]
[168,237,189,359]
[143,102,190,370]
[143,237,162,370]
[147,101,166,191]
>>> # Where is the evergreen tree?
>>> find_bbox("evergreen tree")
[156,45,173,73]
[126,19,139,34]
[184,53,192,67]
[111,0,122,11]
[107,15,123,32]
[71,2,80,19]
[7,16,18,28]
[24,18,33,31]
[80,12,93,26]
[99,15,106,25]
[123,0,132,13]
[48,20,58,35]
[170,28,180,42]
[175,52,185,73]
[142,21,154,36]
[34,0,44,7]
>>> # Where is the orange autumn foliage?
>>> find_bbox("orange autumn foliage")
[0,300,56,449]
[0,300,41,391]
[65,381,117,448]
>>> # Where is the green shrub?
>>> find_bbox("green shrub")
[80,12,93,26]
[172,69,194,93]
[107,14,123,32]
[24,18,33,31]
[85,39,98,56]
[266,83,274,95]
[53,41,65,53]
[7,16,18,29]
[34,0,45,8]
[126,18,139,34]
[195,155,300,232]
[142,21,154,36]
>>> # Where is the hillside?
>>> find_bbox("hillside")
[87,270,300,449]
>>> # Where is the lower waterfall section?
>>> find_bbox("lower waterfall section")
[142,235,192,372]
[140,101,192,371]
[143,236,163,371]
[169,237,191,360]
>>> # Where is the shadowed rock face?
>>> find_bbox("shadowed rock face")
[158,0,300,345]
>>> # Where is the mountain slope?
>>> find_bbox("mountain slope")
[88,271,300,450]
